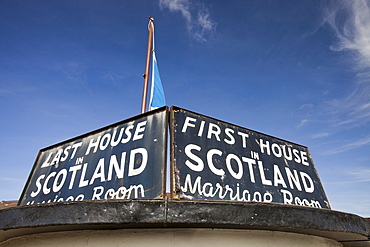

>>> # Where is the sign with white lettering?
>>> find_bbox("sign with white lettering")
[170,107,330,209]
[19,107,168,206]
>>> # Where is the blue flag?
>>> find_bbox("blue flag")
[149,50,166,110]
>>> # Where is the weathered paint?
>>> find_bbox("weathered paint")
[170,106,330,208]
[19,107,168,205]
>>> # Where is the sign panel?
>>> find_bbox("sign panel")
[19,107,168,206]
[170,107,330,209]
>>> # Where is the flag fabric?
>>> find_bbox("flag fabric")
[149,24,166,111]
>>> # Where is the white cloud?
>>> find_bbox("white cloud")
[297,119,308,128]
[159,0,216,41]
[0,79,37,96]
[323,0,370,127]
[0,177,24,182]
[325,1,370,71]
[102,72,125,87]
[324,135,370,154]
[299,103,314,110]
[348,168,370,183]
[311,132,330,139]
[326,167,370,184]
[159,0,191,23]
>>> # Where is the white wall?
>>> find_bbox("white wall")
[1,228,342,247]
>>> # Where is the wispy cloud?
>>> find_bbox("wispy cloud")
[101,72,126,87]
[323,0,370,128]
[311,132,330,139]
[159,0,216,41]
[326,167,370,184]
[58,61,87,84]
[299,103,314,110]
[297,119,308,128]
[325,1,370,73]
[0,177,24,183]
[348,168,370,183]
[0,76,38,96]
[55,61,94,95]
[324,134,370,154]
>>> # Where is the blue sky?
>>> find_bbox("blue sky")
[1,0,369,217]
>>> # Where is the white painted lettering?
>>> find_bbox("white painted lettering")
[226,154,243,179]
[30,175,45,197]
[206,149,225,176]
[133,121,147,141]
[128,148,148,176]
[182,117,196,133]
[184,144,204,172]
[237,131,249,148]
[85,136,101,155]
[207,123,221,141]
[258,160,272,186]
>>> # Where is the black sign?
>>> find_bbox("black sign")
[19,107,168,206]
[170,107,330,209]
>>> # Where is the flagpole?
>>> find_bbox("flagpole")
[141,17,154,114]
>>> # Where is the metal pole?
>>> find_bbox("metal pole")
[141,17,154,114]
